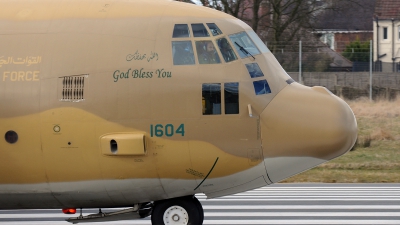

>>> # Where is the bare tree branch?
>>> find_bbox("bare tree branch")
[174,0,371,53]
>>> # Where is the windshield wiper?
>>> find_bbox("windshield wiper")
[235,42,255,60]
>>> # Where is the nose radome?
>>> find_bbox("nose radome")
[261,83,357,183]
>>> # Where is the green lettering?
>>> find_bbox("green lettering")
[176,124,185,136]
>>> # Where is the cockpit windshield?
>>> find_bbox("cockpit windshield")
[172,23,271,65]
[217,38,237,62]
[247,31,270,53]
[229,32,260,58]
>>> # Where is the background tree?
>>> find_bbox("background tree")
[342,40,370,62]
[185,0,365,53]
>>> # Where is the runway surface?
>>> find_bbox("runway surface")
[0,183,399,225]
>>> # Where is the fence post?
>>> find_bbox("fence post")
[299,40,302,84]
[369,40,372,101]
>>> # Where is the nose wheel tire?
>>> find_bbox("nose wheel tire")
[192,196,204,223]
[151,196,203,225]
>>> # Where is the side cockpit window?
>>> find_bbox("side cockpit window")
[253,80,271,95]
[173,24,190,38]
[172,41,195,65]
[246,63,271,95]
[202,83,239,115]
[202,83,221,115]
[224,82,239,114]
[217,38,237,63]
[192,24,210,37]
[196,41,221,64]
[229,32,260,58]
[206,23,223,36]
[245,63,264,78]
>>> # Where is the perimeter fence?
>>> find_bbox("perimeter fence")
[268,41,400,100]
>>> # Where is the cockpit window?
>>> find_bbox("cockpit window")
[229,32,260,58]
[172,41,195,65]
[253,80,271,95]
[207,23,223,36]
[173,24,190,38]
[202,83,221,115]
[202,83,239,115]
[191,24,210,37]
[217,38,237,63]
[247,31,270,53]
[245,63,264,78]
[225,82,239,114]
[196,41,221,64]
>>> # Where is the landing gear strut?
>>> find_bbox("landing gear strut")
[151,195,204,225]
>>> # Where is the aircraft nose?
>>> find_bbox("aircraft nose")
[260,83,357,183]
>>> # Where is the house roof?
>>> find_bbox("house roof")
[375,0,400,19]
[319,47,353,68]
[314,0,376,31]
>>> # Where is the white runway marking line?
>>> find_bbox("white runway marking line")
[234,189,400,191]
[201,198,400,201]
[223,192,400,195]
[254,187,400,189]
[204,212,400,216]
[251,189,400,191]
[5,220,400,225]
[201,195,400,198]
[202,205,400,209]
[202,220,400,225]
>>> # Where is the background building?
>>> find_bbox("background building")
[374,0,400,72]
[314,0,375,52]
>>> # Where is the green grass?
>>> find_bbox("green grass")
[282,99,400,183]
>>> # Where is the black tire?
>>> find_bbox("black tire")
[151,197,203,225]
[191,196,204,224]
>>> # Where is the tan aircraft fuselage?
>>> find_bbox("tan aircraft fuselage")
[0,0,357,209]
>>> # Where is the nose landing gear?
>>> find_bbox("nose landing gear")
[151,195,204,225]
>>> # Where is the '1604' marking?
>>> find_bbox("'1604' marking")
[150,124,185,137]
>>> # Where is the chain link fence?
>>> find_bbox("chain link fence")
[267,41,400,100]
